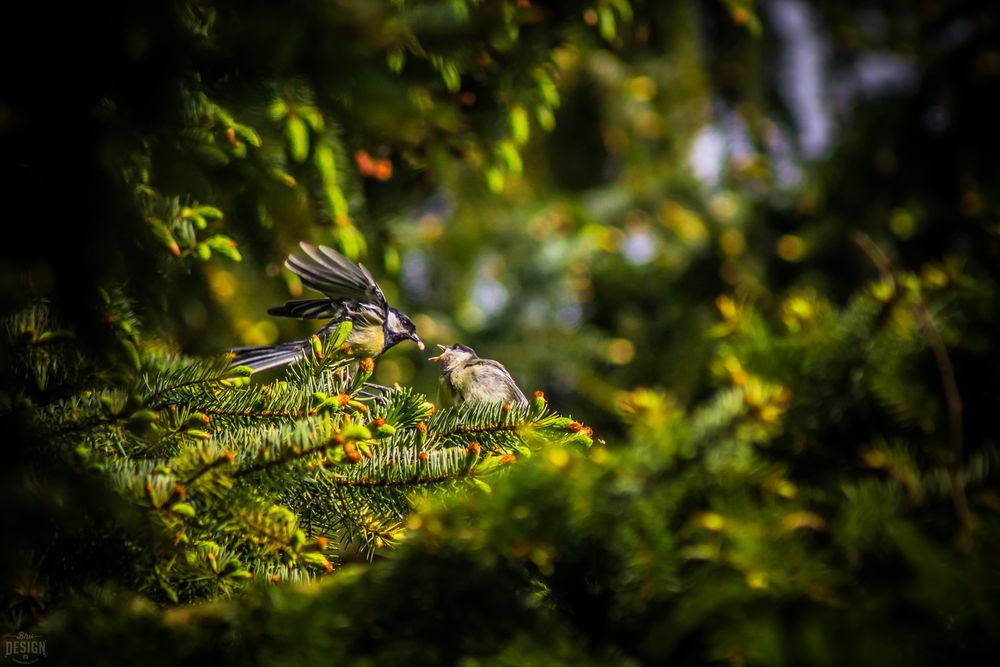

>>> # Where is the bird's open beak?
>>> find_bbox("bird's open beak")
[428,344,447,362]
[410,333,425,351]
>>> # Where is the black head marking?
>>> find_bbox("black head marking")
[383,307,421,351]
[389,308,417,335]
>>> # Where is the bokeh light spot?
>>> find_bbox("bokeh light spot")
[776,234,805,261]
[627,75,657,102]
[660,201,708,246]
[607,338,635,365]
[375,357,415,386]
[889,209,916,239]
[240,320,279,346]
[719,229,745,257]
[209,269,237,301]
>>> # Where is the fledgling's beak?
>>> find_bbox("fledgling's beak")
[410,333,425,351]
[428,344,448,362]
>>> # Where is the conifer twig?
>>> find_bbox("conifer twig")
[850,231,972,535]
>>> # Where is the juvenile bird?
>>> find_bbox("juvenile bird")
[430,344,528,408]
[231,242,423,372]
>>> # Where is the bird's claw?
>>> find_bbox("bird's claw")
[355,382,399,406]
[355,390,390,407]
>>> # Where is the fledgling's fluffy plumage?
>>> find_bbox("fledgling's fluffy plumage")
[430,344,528,408]
[231,242,422,372]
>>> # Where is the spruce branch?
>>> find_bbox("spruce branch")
[7,297,596,598]
[325,445,483,488]
[139,354,237,408]
[850,231,972,536]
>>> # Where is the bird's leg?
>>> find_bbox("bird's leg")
[354,381,398,406]
[355,388,390,406]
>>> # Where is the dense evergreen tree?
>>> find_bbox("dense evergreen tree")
[2,0,998,664]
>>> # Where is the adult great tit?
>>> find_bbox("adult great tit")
[430,344,529,408]
[231,242,423,372]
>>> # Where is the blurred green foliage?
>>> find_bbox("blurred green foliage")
[3,0,1000,663]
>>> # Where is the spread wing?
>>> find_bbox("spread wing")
[284,242,387,314]
[267,298,341,320]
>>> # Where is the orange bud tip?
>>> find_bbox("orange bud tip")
[534,390,545,399]
[731,8,750,25]
[419,451,429,462]
[416,421,427,433]
[271,574,281,584]
[372,418,385,427]
[355,150,373,174]
[338,394,351,406]
[169,243,181,257]
[566,421,582,433]
[469,442,481,455]
[316,536,329,548]
[503,403,512,412]
[498,453,517,465]
[583,426,593,437]
[374,160,392,181]
[224,450,236,462]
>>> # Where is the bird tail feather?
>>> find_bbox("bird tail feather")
[230,340,309,372]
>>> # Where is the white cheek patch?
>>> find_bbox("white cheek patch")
[385,310,400,332]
